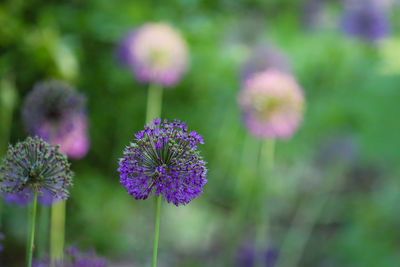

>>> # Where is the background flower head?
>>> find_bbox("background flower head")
[0,136,73,202]
[118,23,189,87]
[22,80,89,159]
[240,44,292,84]
[118,119,207,206]
[341,0,390,41]
[238,70,304,139]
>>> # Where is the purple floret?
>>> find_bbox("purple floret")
[118,119,207,206]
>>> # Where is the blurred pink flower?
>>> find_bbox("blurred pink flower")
[238,70,305,139]
[22,80,90,159]
[38,113,89,159]
[118,23,189,87]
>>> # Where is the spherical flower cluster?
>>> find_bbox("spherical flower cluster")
[240,44,291,84]
[118,119,207,206]
[33,246,107,267]
[341,1,390,42]
[22,80,89,159]
[238,70,304,139]
[118,23,189,87]
[0,137,73,203]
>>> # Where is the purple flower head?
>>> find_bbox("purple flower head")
[117,23,189,87]
[34,246,107,267]
[241,44,292,84]
[238,70,305,140]
[0,137,73,203]
[118,119,207,206]
[236,242,279,267]
[341,1,390,42]
[22,80,89,159]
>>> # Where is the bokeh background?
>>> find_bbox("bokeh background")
[1,0,400,266]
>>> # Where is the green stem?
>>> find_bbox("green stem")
[146,83,163,122]
[260,139,275,172]
[152,196,162,267]
[255,139,275,266]
[37,206,50,259]
[50,200,66,262]
[27,191,38,267]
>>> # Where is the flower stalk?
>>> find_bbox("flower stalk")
[50,200,66,262]
[152,196,162,267]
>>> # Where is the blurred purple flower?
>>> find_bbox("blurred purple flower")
[22,80,89,159]
[238,70,305,139]
[117,23,189,87]
[240,44,292,84]
[341,1,390,41]
[34,246,107,267]
[236,242,255,267]
[118,119,207,206]
[0,137,73,204]
[236,242,278,267]
[0,232,4,252]
[316,135,358,168]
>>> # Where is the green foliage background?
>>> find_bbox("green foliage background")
[1,0,400,266]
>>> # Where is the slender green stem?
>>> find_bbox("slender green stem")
[260,139,275,172]
[146,82,164,266]
[146,83,163,122]
[152,196,162,267]
[50,200,66,262]
[27,191,38,267]
[255,139,275,266]
[37,206,50,259]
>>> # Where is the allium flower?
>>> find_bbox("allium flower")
[241,44,291,84]
[22,80,89,159]
[238,70,304,139]
[0,136,73,202]
[34,246,107,267]
[341,1,390,41]
[118,23,189,87]
[118,119,207,206]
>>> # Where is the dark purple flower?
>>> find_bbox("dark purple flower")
[241,44,292,84]
[118,119,207,206]
[0,137,73,203]
[22,80,89,159]
[341,1,390,41]
[34,246,107,267]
